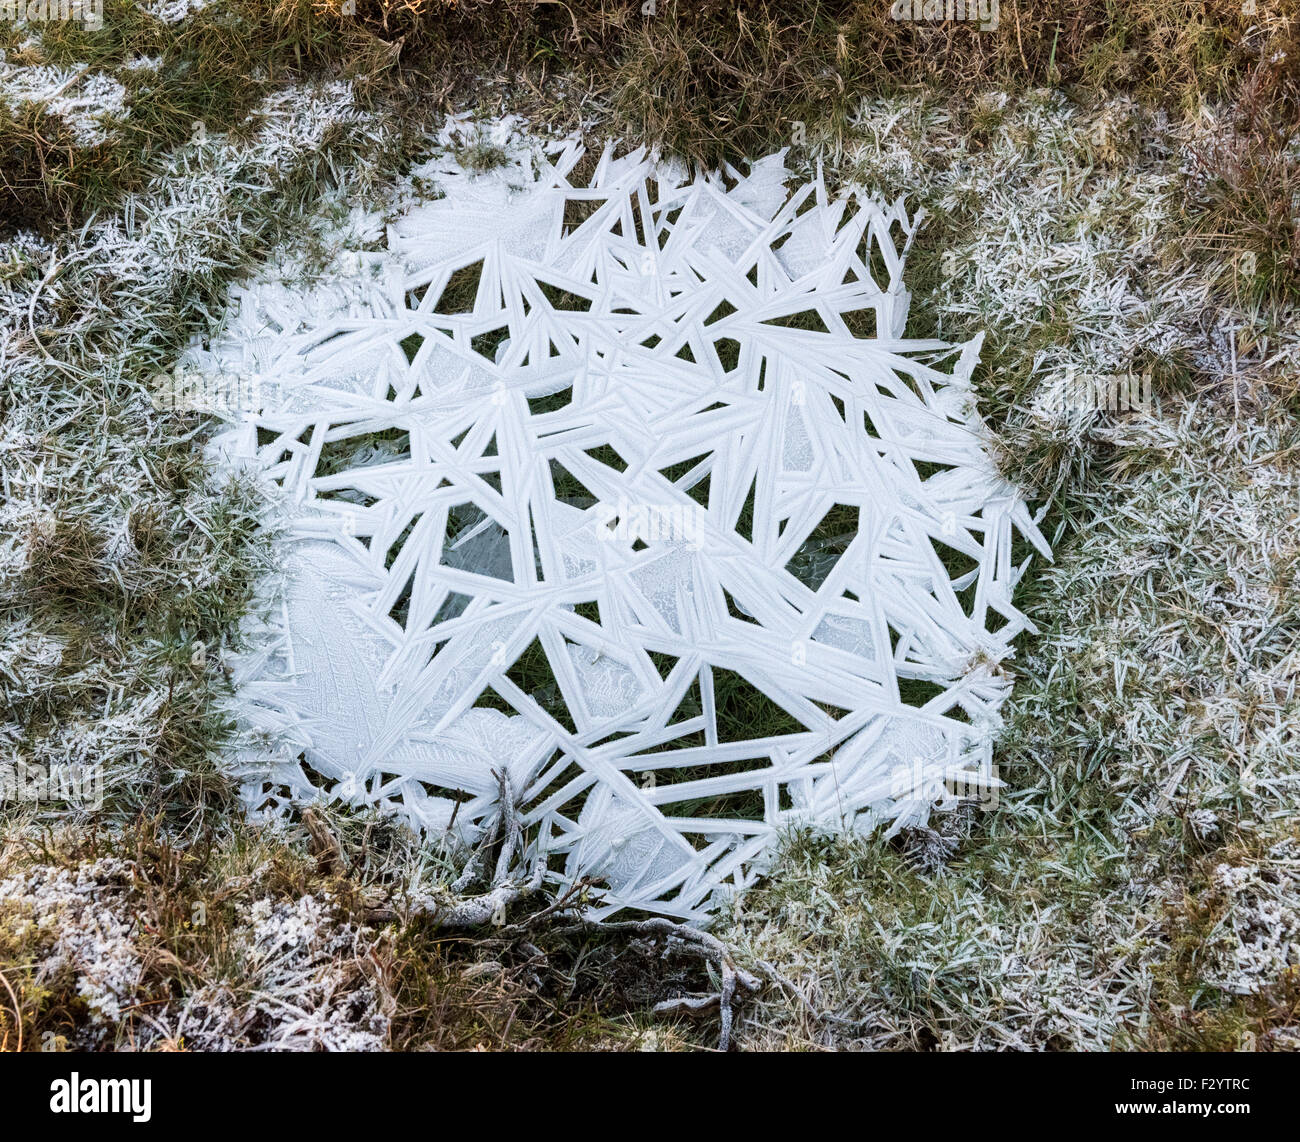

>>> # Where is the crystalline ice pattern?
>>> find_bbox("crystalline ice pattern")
[206,136,1048,922]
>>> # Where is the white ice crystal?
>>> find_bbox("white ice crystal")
[169,894,389,1052]
[208,125,1047,922]
[1210,845,1300,997]
[0,65,127,147]
[0,859,142,1030]
[141,0,213,24]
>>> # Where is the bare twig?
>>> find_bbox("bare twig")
[547,915,762,1051]
[361,778,760,1049]
[367,771,543,927]
[302,809,346,876]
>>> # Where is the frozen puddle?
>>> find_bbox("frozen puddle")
[202,126,1047,922]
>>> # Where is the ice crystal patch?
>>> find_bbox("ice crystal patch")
[207,132,1047,922]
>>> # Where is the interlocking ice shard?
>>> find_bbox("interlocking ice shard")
[209,125,1048,922]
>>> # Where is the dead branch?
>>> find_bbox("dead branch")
[360,773,761,1049]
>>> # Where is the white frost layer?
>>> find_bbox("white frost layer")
[0,64,127,147]
[207,120,1047,922]
[142,0,213,24]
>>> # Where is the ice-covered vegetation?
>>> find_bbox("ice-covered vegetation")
[1,1,1297,1051]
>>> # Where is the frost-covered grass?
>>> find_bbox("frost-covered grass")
[722,91,1300,1051]
[1,77,411,835]
[0,815,719,1049]
[0,821,399,1050]
[0,53,719,1049]
[2,4,1298,1052]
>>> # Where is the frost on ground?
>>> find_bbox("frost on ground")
[1,48,1297,1050]
[160,893,390,1052]
[0,849,390,1050]
[0,62,128,147]
[0,78,401,825]
[1212,840,1300,1001]
[724,91,1300,1051]
[142,0,215,24]
[0,858,142,1034]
